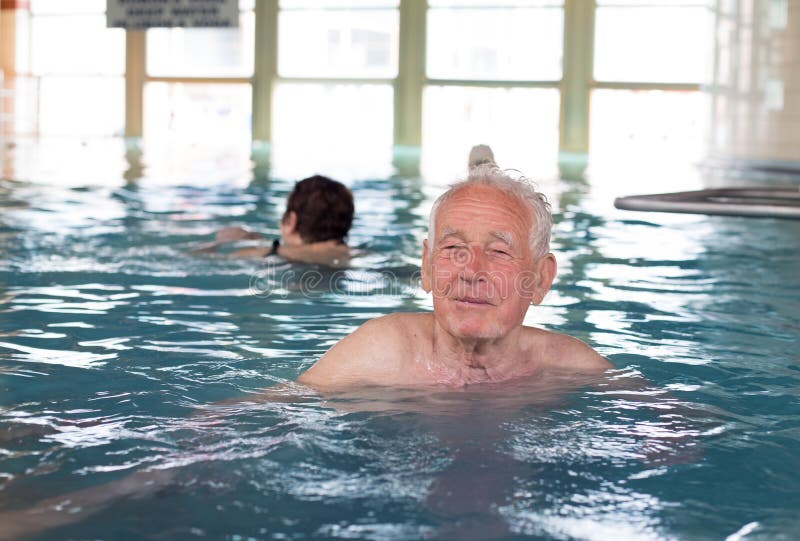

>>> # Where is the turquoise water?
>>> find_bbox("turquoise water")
[1,147,800,540]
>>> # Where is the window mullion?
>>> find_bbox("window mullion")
[394,0,426,150]
[559,0,595,169]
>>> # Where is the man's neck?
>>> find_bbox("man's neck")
[428,322,533,386]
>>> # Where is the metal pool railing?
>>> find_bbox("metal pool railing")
[615,187,800,219]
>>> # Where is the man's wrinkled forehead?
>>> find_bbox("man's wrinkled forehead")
[434,185,526,227]
[438,226,515,246]
[429,185,529,246]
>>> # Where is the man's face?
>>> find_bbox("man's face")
[422,184,554,341]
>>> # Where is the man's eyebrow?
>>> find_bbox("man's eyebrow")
[490,231,514,246]
[438,227,463,240]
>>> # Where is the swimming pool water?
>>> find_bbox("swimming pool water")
[1,144,799,540]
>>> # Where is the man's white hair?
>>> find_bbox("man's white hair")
[428,164,553,259]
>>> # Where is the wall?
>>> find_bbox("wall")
[708,0,800,170]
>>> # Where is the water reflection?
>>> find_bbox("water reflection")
[5,368,703,539]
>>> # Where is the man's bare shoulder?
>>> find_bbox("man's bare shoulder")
[339,312,430,344]
[525,326,613,373]
[297,312,431,390]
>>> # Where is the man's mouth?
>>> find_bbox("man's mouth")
[454,296,494,306]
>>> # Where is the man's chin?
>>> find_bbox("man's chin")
[448,318,503,341]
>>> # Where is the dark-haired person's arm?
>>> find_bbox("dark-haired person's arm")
[191,226,265,254]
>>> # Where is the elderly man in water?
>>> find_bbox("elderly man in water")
[298,161,611,390]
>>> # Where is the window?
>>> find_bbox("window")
[423,1,564,177]
[271,1,400,172]
[7,0,717,173]
[26,0,124,136]
[423,86,560,177]
[143,1,255,143]
[271,83,394,174]
[147,8,255,78]
[594,1,713,84]
[144,83,252,146]
[278,7,398,78]
[590,89,709,165]
[591,1,713,166]
[427,1,563,81]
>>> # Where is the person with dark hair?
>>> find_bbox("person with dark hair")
[196,175,354,266]
[281,174,354,246]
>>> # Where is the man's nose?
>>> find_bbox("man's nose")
[459,247,488,280]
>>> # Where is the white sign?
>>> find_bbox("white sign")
[107,0,239,29]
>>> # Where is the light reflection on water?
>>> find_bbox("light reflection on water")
[1,142,799,540]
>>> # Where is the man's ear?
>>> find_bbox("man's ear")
[421,239,432,293]
[531,253,557,305]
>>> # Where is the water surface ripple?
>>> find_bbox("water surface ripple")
[1,173,799,541]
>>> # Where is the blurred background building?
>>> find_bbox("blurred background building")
[0,0,797,181]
